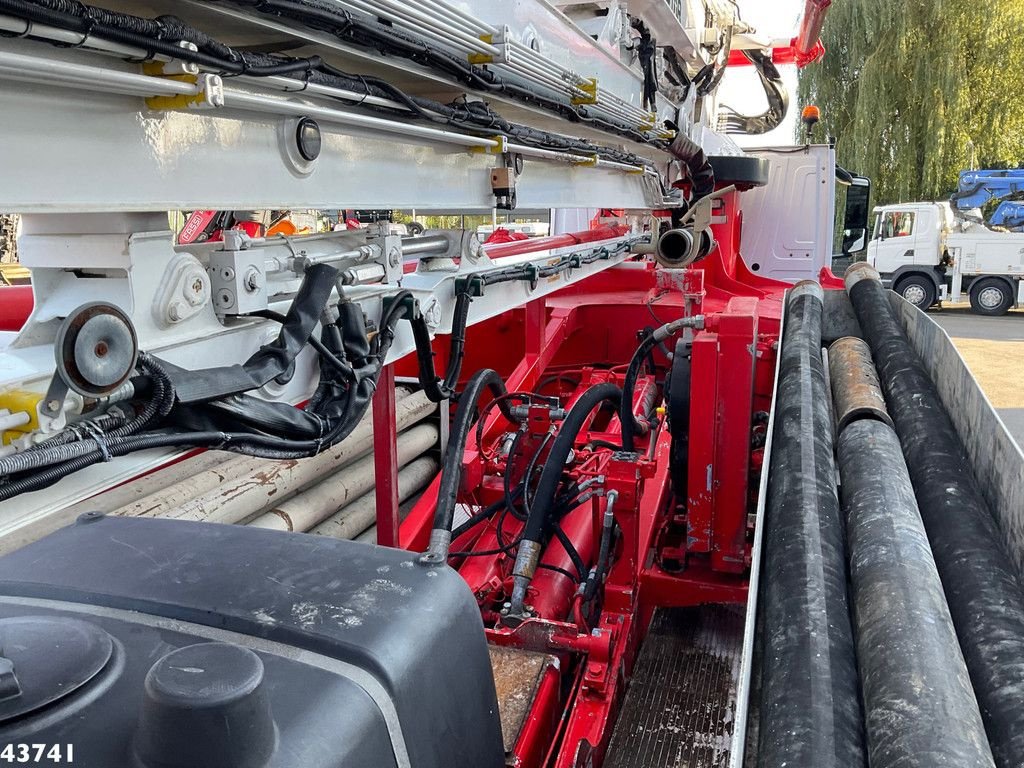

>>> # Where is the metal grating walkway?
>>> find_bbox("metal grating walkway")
[604,605,744,768]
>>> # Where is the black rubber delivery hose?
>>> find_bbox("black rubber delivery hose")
[844,263,1024,768]
[757,281,866,768]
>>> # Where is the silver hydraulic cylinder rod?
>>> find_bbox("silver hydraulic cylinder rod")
[838,418,995,768]
[310,456,439,539]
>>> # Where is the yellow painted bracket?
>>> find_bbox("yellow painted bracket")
[468,33,495,64]
[0,389,40,446]
[143,64,223,110]
[571,78,598,106]
[469,135,509,155]
[572,154,600,167]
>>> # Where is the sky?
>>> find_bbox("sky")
[717,0,805,146]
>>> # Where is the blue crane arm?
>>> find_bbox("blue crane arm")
[952,169,1024,210]
[989,201,1024,229]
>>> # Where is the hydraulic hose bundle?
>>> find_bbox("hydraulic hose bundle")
[619,315,703,452]
[504,382,622,622]
[844,263,1024,768]
[422,368,517,563]
[0,268,430,500]
[757,281,865,768]
[830,336,994,768]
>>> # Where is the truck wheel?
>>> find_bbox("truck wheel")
[894,275,936,310]
[969,278,1014,316]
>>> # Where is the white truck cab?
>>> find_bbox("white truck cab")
[867,200,1024,315]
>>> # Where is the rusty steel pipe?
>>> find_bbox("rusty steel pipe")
[828,336,893,432]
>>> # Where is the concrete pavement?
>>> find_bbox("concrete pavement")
[928,303,1024,448]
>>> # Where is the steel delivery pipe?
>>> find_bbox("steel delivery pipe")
[827,336,893,432]
[247,423,438,532]
[838,418,994,768]
[310,456,439,539]
[130,390,433,525]
[845,263,1024,768]
[757,281,865,768]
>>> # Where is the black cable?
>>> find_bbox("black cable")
[411,290,473,402]
[552,524,586,581]
[538,563,579,583]
[450,490,517,541]
[252,309,355,381]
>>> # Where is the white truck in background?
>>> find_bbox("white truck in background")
[866,201,1024,315]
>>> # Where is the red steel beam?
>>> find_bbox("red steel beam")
[373,364,401,547]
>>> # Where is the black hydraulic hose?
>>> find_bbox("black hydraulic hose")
[583,489,618,602]
[506,383,622,620]
[620,332,660,452]
[845,263,1024,768]
[411,291,473,402]
[551,525,586,582]
[422,368,510,563]
[620,316,703,452]
[837,418,995,768]
[757,281,866,768]
[519,430,553,516]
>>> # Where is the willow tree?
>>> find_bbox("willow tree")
[799,0,1024,205]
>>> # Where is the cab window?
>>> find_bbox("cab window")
[879,211,915,238]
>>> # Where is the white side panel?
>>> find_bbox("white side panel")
[737,145,835,282]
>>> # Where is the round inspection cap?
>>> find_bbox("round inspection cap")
[295,117,322,162]
[0,616,114,723]
[135,642,276,768]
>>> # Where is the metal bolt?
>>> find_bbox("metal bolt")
[244,268,262,293]
[47,400,61,412]
[168,301,186,322]
[388,247,401,268]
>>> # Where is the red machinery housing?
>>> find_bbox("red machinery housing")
[387,187,786,767]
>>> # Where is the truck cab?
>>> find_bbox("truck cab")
[865,201,950,309]
[868,200,1024,314]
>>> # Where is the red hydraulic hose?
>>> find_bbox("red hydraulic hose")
[0,286,33,332]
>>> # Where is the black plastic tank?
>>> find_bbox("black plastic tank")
[0,514,504,768]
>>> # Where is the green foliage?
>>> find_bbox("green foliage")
[798,0,1024,205]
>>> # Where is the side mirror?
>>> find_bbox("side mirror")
[842,228,867,254]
